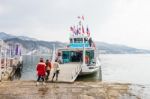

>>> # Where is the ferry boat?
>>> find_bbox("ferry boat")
[54,16,101,75]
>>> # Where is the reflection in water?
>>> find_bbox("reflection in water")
[11,62,23,80]
[14,67,22,80]
[21,55,51,80]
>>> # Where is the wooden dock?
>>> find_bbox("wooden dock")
[0,57,23,81]
[49,62,82,83]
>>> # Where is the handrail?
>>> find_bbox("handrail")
[71,64,82,81]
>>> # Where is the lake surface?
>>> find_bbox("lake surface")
[21,55,51,80]
[100,54,150,85]
[21,54,150,85]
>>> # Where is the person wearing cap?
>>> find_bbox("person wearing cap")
[36,58,46,85]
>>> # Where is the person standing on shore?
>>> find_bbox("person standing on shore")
[36,58,46,85]
[52,60,60,82]
[88,37,93,47]
[85,55,90,64]
[45,59,52,81]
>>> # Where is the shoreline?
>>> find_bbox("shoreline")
[0,81,148,99]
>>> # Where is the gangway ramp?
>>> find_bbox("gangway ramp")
[50,62,82,83]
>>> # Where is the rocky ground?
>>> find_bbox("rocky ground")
[0,81,148,99]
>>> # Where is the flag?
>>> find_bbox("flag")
[78,16,84,20]
[70,26,77,35]
[82,25,84,33]
[15,44,19,55]
[78,27,81,34]
[70,26,74,32]
[86,27,90,37]
[19,49,22,56]
[79,21,81,26]
[76,28,79,35]
[82,16,84,20]
[92,42,96,49]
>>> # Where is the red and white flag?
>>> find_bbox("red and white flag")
[78,27,81,34]
[70,26,77,35]
[77,16,80,19]
[70,26,74,32]
[77,16,84,21]
[82,25,84,33]
[76,28,79,35]
[86,27,90,37]
[82,16,84,20]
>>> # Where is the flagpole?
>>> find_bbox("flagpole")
[79,16,86,66]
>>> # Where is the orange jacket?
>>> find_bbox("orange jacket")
[45,61,52,70]
[85,55,89,63]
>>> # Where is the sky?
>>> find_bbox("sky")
[0,0,150,49]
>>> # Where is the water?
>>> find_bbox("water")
[99,54,150,98]
[21,55,51,80]
[100,54,150,85]
[20,54,150,98]
[21,54,150,85]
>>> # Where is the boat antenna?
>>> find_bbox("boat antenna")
[52,44,56,63]
[82,39,86,66]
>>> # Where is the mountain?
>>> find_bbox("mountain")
[96,42,150,54]
[1,32,150,54]
[0,32,37,41]
[17,36,37,41]
[4,38,67,53]
[0,32,16,40]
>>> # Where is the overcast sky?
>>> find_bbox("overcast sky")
[0,0,150,49]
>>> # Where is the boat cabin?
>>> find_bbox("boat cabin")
[69,35,91,48]
[56,36,96,65]
[57,48,95,64]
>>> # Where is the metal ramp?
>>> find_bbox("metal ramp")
[50,62,82,83]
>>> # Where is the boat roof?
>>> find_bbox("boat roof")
[57,47,95,51]
[69,35,89,38]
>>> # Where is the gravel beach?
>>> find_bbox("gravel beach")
[0,81,147,99]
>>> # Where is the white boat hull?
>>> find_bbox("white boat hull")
[79,64,100,76]
[79,56,101,76]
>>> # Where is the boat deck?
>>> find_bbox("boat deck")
[49,62,82,83]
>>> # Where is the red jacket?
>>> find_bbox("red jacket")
[36,62,46,76]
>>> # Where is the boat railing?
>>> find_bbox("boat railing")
[71,63,82,81]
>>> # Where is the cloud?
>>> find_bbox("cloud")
[0,0,150,49]
[94,0,150,49]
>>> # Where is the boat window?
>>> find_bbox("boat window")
[84,38,88,43]
[79,38,83,43]
[62,51,70,63]
[62,51,82,63]
[85,50,95,64]
[70,38,73,43]
[70,51,82,62]
[74,38,77,43]
[74,38,83,43]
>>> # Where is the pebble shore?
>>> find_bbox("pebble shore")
[0,81,147,99]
